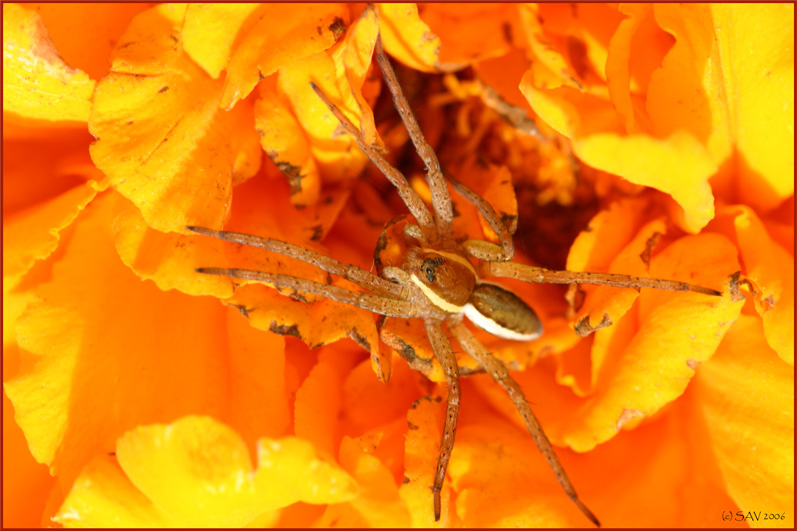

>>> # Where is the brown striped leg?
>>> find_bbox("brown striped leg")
[424,319,461,521]
[196,267,416,318]
[449,320,600,527]
[485,261,722,296]
[444,172,515,261]
[375,34,453,238]
[309,82,438,243]
[187,226,404,299]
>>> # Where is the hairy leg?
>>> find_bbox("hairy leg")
[449,320,600,527]
[197,267,416,318]
[375,35,453,238]
[310,82,438,243]
[424,319,461,521]
[187,226,405,299]
[485,261,722,296]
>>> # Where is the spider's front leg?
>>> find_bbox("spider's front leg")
[484,260,723,296]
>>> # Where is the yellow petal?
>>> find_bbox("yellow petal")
[89,4,262,233]
[377,3,447,73]
[690,315,794,528]
[55,417,358,527]
[650,4,794,212]
[3,4,95,124]
[54,455,173,527]
[116,416,262,526]
[253,435,359,507]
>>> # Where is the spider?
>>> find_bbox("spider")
[188,34,722,526]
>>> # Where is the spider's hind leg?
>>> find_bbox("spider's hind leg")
[424,319,461,522]
[449,320,601,527]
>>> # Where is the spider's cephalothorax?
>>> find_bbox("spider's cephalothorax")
[189,31,723,527]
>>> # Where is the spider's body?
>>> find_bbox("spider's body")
[190,30,723,527]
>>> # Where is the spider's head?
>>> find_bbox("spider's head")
[405,248,476,313]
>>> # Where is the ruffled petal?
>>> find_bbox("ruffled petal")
[256,4,378,206]
[89,4,262,233]
[220,3,350,109]
[3,179,107,286]
[54,417,359,527]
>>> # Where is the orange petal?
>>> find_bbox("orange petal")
[26,3,152,81]
[4,193,290,484]
[604,4,654,133]
[2,128,99,213]
[450,401,595,527]
[470,372,747,527]
[517,4,583,90]
[521,4,794,232]
[482,233,744,452]
[220,3,350,109]
[317,436,410,527]
[270,10,377,189]
[3,179,107,286]
[418,4,517,66]
[572,218,667,337]
[2,392,56,527]
[182,4,261,80]
[341,357,426,437]
[89,4,262,233]
[256,5,378,206]
[399,396,452,526]
[255,77,322,207]
[3,4,95,124]
[733,207,794,364]
[293,347,354,458]
[689,315,794,527]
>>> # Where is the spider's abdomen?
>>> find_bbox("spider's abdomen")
[465,282,543,341]
[406,249,476,313]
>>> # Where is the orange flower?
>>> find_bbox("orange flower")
[3,3,793,528]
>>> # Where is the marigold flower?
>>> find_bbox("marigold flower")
[3,2,793,528]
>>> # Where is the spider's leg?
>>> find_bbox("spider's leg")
[310,83,438,243]
[443,172,515,261]
[424,319,461,522]
[187,226,404,299]
[485,261,723,296]
[196,267,416,318]
[449,320,601,527]
[375,35,453,238]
